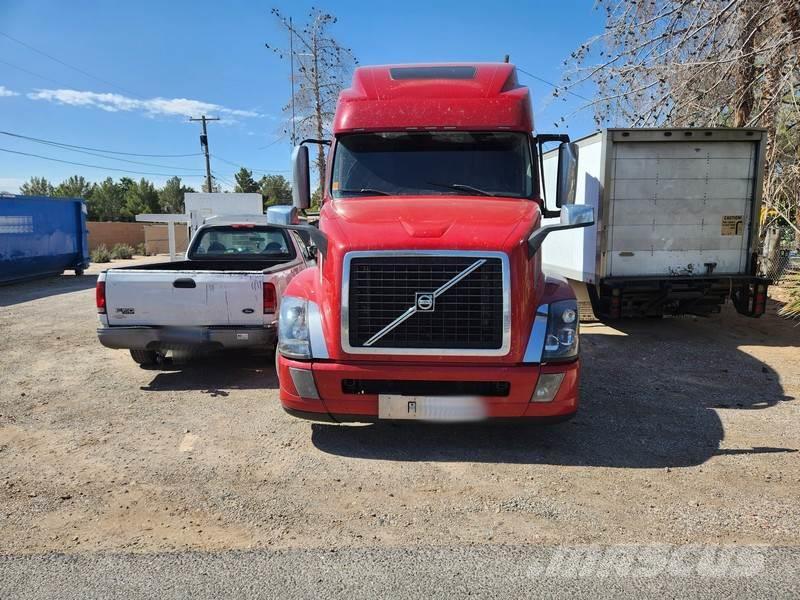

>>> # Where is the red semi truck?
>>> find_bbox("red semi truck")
[276,63,594,423]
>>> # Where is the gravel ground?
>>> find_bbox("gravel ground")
[0,258,798,570]
[2,545,799,599]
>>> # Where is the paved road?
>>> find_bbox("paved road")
[2,545,798,599]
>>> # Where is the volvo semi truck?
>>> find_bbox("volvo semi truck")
[274,63,595,423]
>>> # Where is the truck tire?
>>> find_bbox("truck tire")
[74,268,84,276]
[130,349,158,365]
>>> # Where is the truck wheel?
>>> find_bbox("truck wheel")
[74,268,84,276]
[130,349,158,365]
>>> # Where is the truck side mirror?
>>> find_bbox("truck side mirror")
[555,142,578,207]
[527,204,594,257]
[292,145,311,210]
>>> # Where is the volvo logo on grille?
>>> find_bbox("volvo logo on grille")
[415,292,435,312]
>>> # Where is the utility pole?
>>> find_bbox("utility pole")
[289,16,296,146]
[189,115,220,192]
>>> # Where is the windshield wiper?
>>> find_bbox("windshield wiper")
[338,188,390,196]
[426,182,497,197]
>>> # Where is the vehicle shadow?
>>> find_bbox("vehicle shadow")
[310,309,796,468]
[0,272,97,306]
[140,350,278,393]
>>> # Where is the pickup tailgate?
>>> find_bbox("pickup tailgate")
[104,270,263,327]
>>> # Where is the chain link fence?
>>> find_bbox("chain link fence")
[758,225,799,319]
[759,225,798,282]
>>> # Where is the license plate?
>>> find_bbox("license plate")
[378,395,486,422]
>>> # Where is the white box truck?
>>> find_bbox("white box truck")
[541,128,770,319]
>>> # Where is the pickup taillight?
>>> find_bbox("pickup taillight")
[263,282,277,313]
[96,281,106,314]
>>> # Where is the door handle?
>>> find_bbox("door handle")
[173,278,196,289]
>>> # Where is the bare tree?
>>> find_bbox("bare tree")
[558,0,800,244]
[267,8,356,196]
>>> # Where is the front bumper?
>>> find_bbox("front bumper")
[278,356,579,423]
[97,325,276,352]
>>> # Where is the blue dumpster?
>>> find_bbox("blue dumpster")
[0,194,90,284]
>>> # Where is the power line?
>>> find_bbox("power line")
[213,154,250,169]
[0,30,143,98]
[213,173,235,188]
[212,154,292,174]
[1,132,206,172]
[257,133,289,150]
[0,130,203,158]
[516,66,591,102]
[0,58,74,88]
[0,146,206,178]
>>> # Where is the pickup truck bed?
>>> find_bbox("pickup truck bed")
[114,258,291,272]
[96,222,311,363]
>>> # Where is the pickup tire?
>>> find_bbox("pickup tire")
[130,349,158,365]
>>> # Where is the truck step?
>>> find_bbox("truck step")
[578,300,599,323]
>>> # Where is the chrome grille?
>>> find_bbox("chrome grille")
[344,253,507,353]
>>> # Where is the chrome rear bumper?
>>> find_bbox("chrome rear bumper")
[97,325,276,351]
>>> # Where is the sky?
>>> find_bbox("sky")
[0,0,604,194]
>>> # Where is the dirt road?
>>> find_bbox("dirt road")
[0,258,798,555]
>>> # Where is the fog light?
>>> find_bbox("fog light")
[289,367,319,400]
[531,373,565,403]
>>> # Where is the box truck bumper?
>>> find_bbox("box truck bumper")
[596,275,770,319]
[97,325,276,351]
[277,356,580,423]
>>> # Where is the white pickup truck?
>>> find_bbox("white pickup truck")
[96,211,314,365]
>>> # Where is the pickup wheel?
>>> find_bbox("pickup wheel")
[130,349,158,365]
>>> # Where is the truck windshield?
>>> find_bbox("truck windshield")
[189,226,294,260]
[331,131,533,199]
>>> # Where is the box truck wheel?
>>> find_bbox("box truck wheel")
[130,349,158,365]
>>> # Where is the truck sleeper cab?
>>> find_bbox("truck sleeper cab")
[276,63,594,423]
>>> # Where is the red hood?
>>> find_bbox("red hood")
[321,196,538,253]
[311,195,546,364]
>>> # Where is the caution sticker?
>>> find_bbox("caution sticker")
[721,215,744,236]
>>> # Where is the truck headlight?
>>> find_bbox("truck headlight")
[278,296,311,359]
[542,299,579,362]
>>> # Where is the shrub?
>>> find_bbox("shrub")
[134,242,147,256]
[110,243,134,260]
[91,245,111,263]
[779,275,800,320]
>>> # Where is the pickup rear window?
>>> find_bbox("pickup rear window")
[188,226,295,260]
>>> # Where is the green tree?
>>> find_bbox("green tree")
[310,187,322,209]
[117,177,135,196]
[19,176,54,196]
[259,174,292,207]
[87,177,124,221]
[54,175,94,199]
[121,178,160,220]
[159,176,194,213]
[234,168,259,193]
[201,178,221,193]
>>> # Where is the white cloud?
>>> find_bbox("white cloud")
[0,178,26,193]
[27,88,262,120]
[0,86,19,97]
